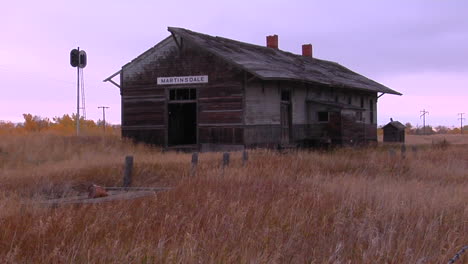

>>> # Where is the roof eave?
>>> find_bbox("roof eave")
[258,76,402,95]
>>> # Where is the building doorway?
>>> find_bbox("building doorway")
[167,88,197,146]
[280,90,291,144]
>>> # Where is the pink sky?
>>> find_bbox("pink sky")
[1,0,467,127]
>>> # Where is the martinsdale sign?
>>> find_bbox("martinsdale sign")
[157,75,208,85]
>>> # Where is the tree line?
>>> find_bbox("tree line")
[0,114,120,136]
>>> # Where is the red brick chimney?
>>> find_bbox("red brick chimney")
[302,44,313,57]
[266,35,278,49]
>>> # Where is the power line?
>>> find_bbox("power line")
[420,109,429,135]
[458,113,465,134]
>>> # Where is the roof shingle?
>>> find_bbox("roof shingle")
[168,27,402,95]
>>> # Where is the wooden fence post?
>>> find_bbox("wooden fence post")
[191,152,198,177]
[242,150,248,167]
[388,149,396,158]
[411,145,418,156]
[123,155,134,187]
[222,152,230,176]
[223,152,230,167]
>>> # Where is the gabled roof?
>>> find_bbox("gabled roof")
[168,27,402,95]
[383,121,406,130]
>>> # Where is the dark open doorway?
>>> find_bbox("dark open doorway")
[280,90,291,144]
[168,103,197,146]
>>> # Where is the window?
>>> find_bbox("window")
[355,111,363,121]
[335,95,339,102]
[281,90,290,101]
[360,96,364,108]
[169,88,196,101]
[369,99,374,124]
[318,112,329,122]
[348,96,352,105]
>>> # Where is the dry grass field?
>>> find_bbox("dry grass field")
[0,133,467,263]
[379,133,468,145]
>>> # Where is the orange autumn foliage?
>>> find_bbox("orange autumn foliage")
[0,113,120,136]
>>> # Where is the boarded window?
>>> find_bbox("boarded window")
[318,112,329,122]
[355,111,363,121]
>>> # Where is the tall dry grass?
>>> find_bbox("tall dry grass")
[0,133,467,263]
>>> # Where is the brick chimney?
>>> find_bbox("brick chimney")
[266,35,278,49]
[302,44,313,57]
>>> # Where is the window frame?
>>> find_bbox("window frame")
[168,88,197,102]
[317,111,329,123]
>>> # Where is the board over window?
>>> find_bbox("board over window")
[355,111,363,122]
[369,99,374,124]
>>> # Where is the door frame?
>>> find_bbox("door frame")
[165,86,198,147]
[280,89,292,144]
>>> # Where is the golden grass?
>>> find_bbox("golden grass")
[378,134,468,145]
[0,133,467,263]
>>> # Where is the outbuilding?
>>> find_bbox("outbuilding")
[383,119,406,143]
[104,27,401,151]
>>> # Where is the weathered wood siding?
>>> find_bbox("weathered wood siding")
[243,80,378,147]
[121,37,244,146]
[383,126,405,143]
[120,38,175,145]
[244,81,281,146]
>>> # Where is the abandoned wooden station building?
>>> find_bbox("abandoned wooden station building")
[104,27,401,151]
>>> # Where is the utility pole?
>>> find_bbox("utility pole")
[420,109,429,135]
[98,106,110,132]
[458,113,465,134]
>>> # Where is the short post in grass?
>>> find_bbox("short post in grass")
[388,148,396,158]
[242,150,248,167]
[123,155,134,187]
[411,145,418,156]
[191,152,198,177]
[222,152,230,176]
[400,144,406,159]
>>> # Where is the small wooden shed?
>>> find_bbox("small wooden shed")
[383,120,405,143]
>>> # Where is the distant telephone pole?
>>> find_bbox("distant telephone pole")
[98,106,110,132]
[458,113,465,134]
[420,109,429,135]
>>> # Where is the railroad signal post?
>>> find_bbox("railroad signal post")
[70,47,87,135]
